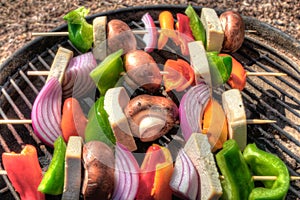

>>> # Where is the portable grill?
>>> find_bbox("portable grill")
[0,5,299,200]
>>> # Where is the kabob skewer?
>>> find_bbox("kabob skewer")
[0,169,299,181]
[0,118,277,125]
[26,70,287,77]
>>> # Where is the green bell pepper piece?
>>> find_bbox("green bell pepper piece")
[38,136,66,195]
[85,96,116,147]
[90,49,124,96]
[185,5,206,45]
[243,143,290,200]
[216,139,254,200]
[63,6,93,53]
[206,52,232,86]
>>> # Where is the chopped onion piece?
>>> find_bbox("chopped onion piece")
[62,52,97,98]
[113,143,139,200]
[31,77,62,147]
[170,149,199,200]
[142,12,158,52]
[179,83,210,141]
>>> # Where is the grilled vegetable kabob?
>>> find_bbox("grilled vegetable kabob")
[30,6,286,92]
[0,5,296,199]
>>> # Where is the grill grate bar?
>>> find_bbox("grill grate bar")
[47,48,56,58]
[1,88,29,122]
[19,70,39,95]
[0,166,20,200]
[244,36,300,74]
[37,55,50,70]
[0,127,10,153]
[236,51,300,105]
[9,79,33,110]
[257,126,300,163]
[248,81,300,134]
[243,85,300,143]
[250,59,300,93]
[65,41,82,55]
[289,186,300,198]
[28,62,46,83]
[246,77,300,119]
[242,89,300,157]
[260,54,300,82]
[0,88,52,155]
[246,66,300,106]
[0,108,25,148]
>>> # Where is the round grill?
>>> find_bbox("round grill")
[0,5,299,200]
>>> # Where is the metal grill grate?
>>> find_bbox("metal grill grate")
[0,5,299,200]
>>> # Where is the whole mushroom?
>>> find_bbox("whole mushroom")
[82,141,115,200]
[124,50,162,93]
[124,94,178,142]
[220,10,245,52]
[107,19,137,54]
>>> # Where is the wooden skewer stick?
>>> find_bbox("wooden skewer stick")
[32,29,162,37]
[27,71,50,76]
[0,169,297,181]
[246,72,287,76]
[31,32,69,37]
[219,175,300,181]
[32,29,257,37]
[28,70,171,76]
[27,70,287,77]
[0,119,32,124]
[246,119,276,124]
[0,119,276,125]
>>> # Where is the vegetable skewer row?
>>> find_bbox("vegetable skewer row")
[30,9,286,82]
[26,69,287,77]
[0,169,299,180]
[0,118,277,125]
[31,6,248,54]
[32,6,248,56]
[1,137,299,200]
[31,29,257,36]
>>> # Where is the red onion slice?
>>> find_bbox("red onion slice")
[142,12,158,53]
[170,149,199,199]
[113,143,139,200]
[62,52,97,98]
[179,83,210,141]
[31,78,62,147]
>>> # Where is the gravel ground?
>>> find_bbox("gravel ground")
[0,0,299,65]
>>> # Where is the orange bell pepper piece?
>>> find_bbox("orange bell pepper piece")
[163,58,195,92]
[2,145,45,200]
[219,53,247,90]
[201,99,228,152]
[136,144,173,200]
[151,162,174,200]
[158,11,179,49]
[61,97,87,142]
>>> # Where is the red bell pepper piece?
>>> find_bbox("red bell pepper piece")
[2,145,45,200]
[163,58,195,92]
[136,144,173,200]
[61,97,88,142]
[176,13,195,55]
[219,53,247,90]
[158,11,179,49]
